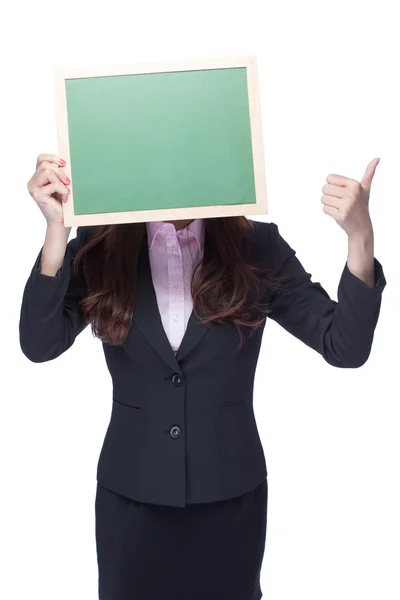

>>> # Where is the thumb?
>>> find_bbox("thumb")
[361,157,380,192]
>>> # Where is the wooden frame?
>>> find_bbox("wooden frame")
[53,56,267,227]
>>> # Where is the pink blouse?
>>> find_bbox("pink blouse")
[146,219,205,354]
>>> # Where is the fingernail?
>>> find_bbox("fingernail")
[60,159,66,165]
[65,176,71,183]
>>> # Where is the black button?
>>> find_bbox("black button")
[172,374,183,387]
[170,426,181,439]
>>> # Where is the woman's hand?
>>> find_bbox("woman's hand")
[27,154,72,227]
[321,157,380,239]
[321,158,380,288]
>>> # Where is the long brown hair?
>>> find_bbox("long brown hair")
[73,217,283,348]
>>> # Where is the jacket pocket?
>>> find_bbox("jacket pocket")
[96,400,144,483]
[217,396,266,494]
[219,395,253,409]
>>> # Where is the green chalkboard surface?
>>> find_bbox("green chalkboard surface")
[55,57,267,226]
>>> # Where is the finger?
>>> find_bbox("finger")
[36,154,66,170]
[34,168,70,190]
[361,157,380,193]
[321,194,341,209]
[326,173,358,187]
[33,180,70,202]
[322,184,346,198]
[37,161,71,185]
[59,192,70,203]
[323,204,340,219]
[30,170,70,199]
[28,168,58,193]
[53,191,70,204]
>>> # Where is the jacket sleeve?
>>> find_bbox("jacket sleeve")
[264,222,386,368]
[19,226,92,363]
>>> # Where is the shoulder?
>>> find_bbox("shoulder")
[250,219,278,239]
[249,219,280,251]
[67,225,98,254]
[76,225,98,243]
[249,219,295,268]
[77,225,98,237]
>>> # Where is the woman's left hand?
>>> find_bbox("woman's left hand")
[321,157,380,238]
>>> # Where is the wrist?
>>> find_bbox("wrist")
[46,222,71,240]
[46,220,70,231]
[347,234,374,260]
[347,229,375,288]
[347,226,374,246]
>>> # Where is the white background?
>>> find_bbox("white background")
[1,0,399,598]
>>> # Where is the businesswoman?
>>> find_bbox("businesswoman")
[20,153,386,600]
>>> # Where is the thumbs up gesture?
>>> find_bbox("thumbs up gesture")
[321,158,380,238]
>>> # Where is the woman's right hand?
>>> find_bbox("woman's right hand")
[27,154,72,226]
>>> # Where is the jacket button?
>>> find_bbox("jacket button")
[172,374,183,387]
[170,426,181,439]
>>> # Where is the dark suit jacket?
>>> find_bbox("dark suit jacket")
[19,221,386,507]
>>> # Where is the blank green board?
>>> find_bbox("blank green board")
[65,68,256,215]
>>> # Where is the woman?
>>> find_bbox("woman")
[20,153,386,600]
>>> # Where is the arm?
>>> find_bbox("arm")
[19,225,91,363]
[264,223,386,368]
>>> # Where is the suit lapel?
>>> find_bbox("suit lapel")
[132,241,181,374]
[130,232,211,372]
[175,309,210,362]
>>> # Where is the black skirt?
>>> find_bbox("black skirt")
[95,478,268,600]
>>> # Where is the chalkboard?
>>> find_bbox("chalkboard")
[53,57,267,226]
